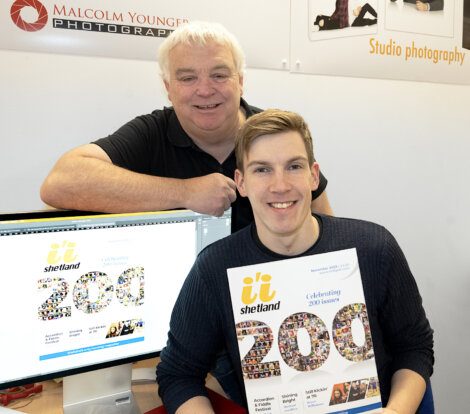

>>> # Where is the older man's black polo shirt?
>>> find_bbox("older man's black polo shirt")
[94,99,327,232]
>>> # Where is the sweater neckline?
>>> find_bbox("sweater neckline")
[250,214,324,259]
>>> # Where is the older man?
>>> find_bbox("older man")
[40,22,332,232]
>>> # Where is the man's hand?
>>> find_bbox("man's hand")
[184,173,237,216]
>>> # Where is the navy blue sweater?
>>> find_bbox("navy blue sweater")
[157,215,434,413]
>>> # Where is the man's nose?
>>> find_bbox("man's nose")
[196,77,215,97]
[269,171,291,192]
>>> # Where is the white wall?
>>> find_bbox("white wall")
[1,49,470,412]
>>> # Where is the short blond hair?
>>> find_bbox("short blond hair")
[235,109,315,171]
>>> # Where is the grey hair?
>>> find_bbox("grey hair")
[158,21,245,81]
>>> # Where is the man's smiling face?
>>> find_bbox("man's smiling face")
[235,130,319,251]
[164,40,243,143]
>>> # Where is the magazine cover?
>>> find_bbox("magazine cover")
[227,248,382,414]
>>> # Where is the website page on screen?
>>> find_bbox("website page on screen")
[0,210,230,386]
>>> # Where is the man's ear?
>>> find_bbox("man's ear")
[234,169,247,197]
[310,162,320,191]
[163,79,171,101]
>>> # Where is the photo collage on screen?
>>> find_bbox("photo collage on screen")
[105,318,144,339]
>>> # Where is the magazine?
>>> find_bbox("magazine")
[227,248,382,414]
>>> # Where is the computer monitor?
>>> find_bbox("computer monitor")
[0,209,231,413]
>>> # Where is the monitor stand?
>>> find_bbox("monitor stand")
[63,363,141,414]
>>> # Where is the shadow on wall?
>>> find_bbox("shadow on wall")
[464,0,470,49]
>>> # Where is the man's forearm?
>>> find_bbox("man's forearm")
[385,369,426,414]
[311,191,334,216]
[41,149,237,215]
[41,152,189,213]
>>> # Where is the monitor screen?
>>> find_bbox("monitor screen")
[0,209,231,412]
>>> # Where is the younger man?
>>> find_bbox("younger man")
[156,109,434,414]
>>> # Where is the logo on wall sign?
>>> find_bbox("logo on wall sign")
[11,0,48,32]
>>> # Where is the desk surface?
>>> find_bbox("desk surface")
[7,358,224,414]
